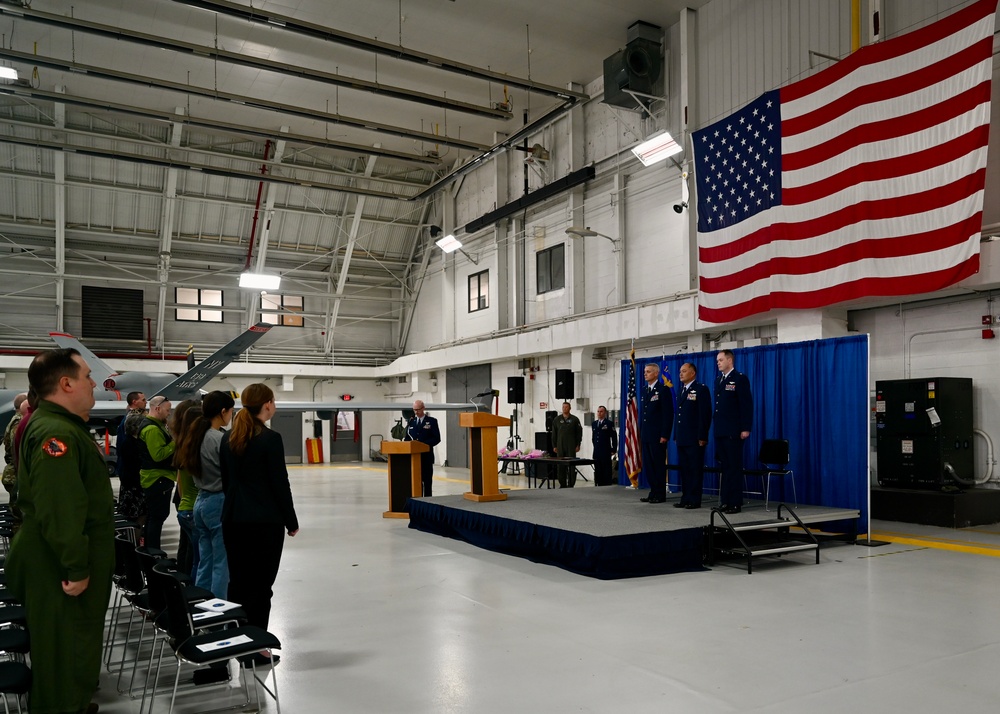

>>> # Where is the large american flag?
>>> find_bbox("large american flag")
[693,0,996,324]
[623,347,642,487]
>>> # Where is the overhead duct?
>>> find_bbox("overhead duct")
[464,166,595,234]
[602,21,663,111]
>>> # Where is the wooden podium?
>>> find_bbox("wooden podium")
[381,440,429,518]
[459,412,510,502]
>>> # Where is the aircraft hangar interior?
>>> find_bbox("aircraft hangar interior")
[1,1,1000,712]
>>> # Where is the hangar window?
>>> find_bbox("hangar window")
[261,294,304,327]
[175,288,223,323]
[468,269,489,312]
[536,243,565,294]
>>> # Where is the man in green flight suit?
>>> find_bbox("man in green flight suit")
[551,400,583,488]
[7,348,114,714]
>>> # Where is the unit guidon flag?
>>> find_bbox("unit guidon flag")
[692,0,997,324]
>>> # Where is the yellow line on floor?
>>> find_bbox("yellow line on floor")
[869,531,1000,558]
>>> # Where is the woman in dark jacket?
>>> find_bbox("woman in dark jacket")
[220,383,299,666]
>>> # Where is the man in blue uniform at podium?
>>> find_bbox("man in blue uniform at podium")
[404,399,441,497]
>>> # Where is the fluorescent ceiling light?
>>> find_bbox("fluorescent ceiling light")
[631,130,682,167]
[0,67,17,81]
[239,272,281,290]
[435,234,463,253]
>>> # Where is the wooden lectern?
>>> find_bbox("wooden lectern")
[380,440,429,518]
[459,412,511,502]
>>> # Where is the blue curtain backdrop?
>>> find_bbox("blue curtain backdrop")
[618,334,869,526]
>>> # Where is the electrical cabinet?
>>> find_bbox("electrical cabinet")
[875,377,973,489]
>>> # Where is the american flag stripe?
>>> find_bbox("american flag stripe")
[693,0,996,324]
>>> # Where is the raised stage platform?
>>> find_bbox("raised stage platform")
[871,486,1000,527]
[408,487,860,579]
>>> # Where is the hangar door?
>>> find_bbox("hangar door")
[444,363,492,469]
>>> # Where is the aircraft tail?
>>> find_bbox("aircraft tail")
[158,323,273,401]
[49,332,117,388]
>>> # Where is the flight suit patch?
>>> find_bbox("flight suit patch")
[42,438,69,457]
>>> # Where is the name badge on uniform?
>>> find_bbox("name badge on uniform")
[687,392,697,400]
[726,383,736,391]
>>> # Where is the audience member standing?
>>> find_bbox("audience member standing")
[178,391,235,598]
[7,349,114,714]
[2,393,27,524]
[138,395,175,550]
[591,405,617,486]
[673,363,712,509]
[115,391,147,528]
[172,401,203,577]
[220,383,298,666]
[714,350,753,513]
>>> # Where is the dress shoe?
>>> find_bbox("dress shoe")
[85,704,99,714]
[641,496,666,503]
[672,502,687,508]
[723,506,742,514]
[685,504,701,510]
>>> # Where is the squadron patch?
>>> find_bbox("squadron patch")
[42,438,69,457]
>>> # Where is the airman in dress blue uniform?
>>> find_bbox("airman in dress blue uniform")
[404,399,441,496]
[639,363,673,503]
[591,405,618,486]
[713,350,754,513]
[673,363,712,508]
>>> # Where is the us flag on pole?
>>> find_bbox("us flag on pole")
[623,347,642,487]
[693,0,997,324]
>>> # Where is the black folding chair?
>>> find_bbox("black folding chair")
[148,566,281,714]
[758,439,796,511]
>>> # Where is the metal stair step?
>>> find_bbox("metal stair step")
[716,518,791,532]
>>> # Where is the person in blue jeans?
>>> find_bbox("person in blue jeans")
[172,402,203,578]
[176,391,235,598]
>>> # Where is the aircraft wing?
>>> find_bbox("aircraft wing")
[157,323,273,401]
[275,401,486,414]
[49,332,118,387]
[85,399,484,421]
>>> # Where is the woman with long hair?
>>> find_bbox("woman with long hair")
[171,400,202,575]
[177,390,235,598]
[220,383,298,666]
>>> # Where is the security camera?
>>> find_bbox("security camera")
[673,201,688,214]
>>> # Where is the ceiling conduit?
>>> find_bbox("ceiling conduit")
[0,48,490,153]
[0,4,513,120]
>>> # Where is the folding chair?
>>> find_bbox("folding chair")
[149,566,281,714]
[758,439,796,511]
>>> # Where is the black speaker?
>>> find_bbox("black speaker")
[545,410,558,431]
[535,431,552,453]
[555,369,574,399]
[602,24,662,111]
[507,376,525,404]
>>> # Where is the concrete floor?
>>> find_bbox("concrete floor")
[84,463,1000,713]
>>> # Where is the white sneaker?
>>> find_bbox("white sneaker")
[625,485,637,490]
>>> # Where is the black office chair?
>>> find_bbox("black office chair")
[758,439,796,511]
